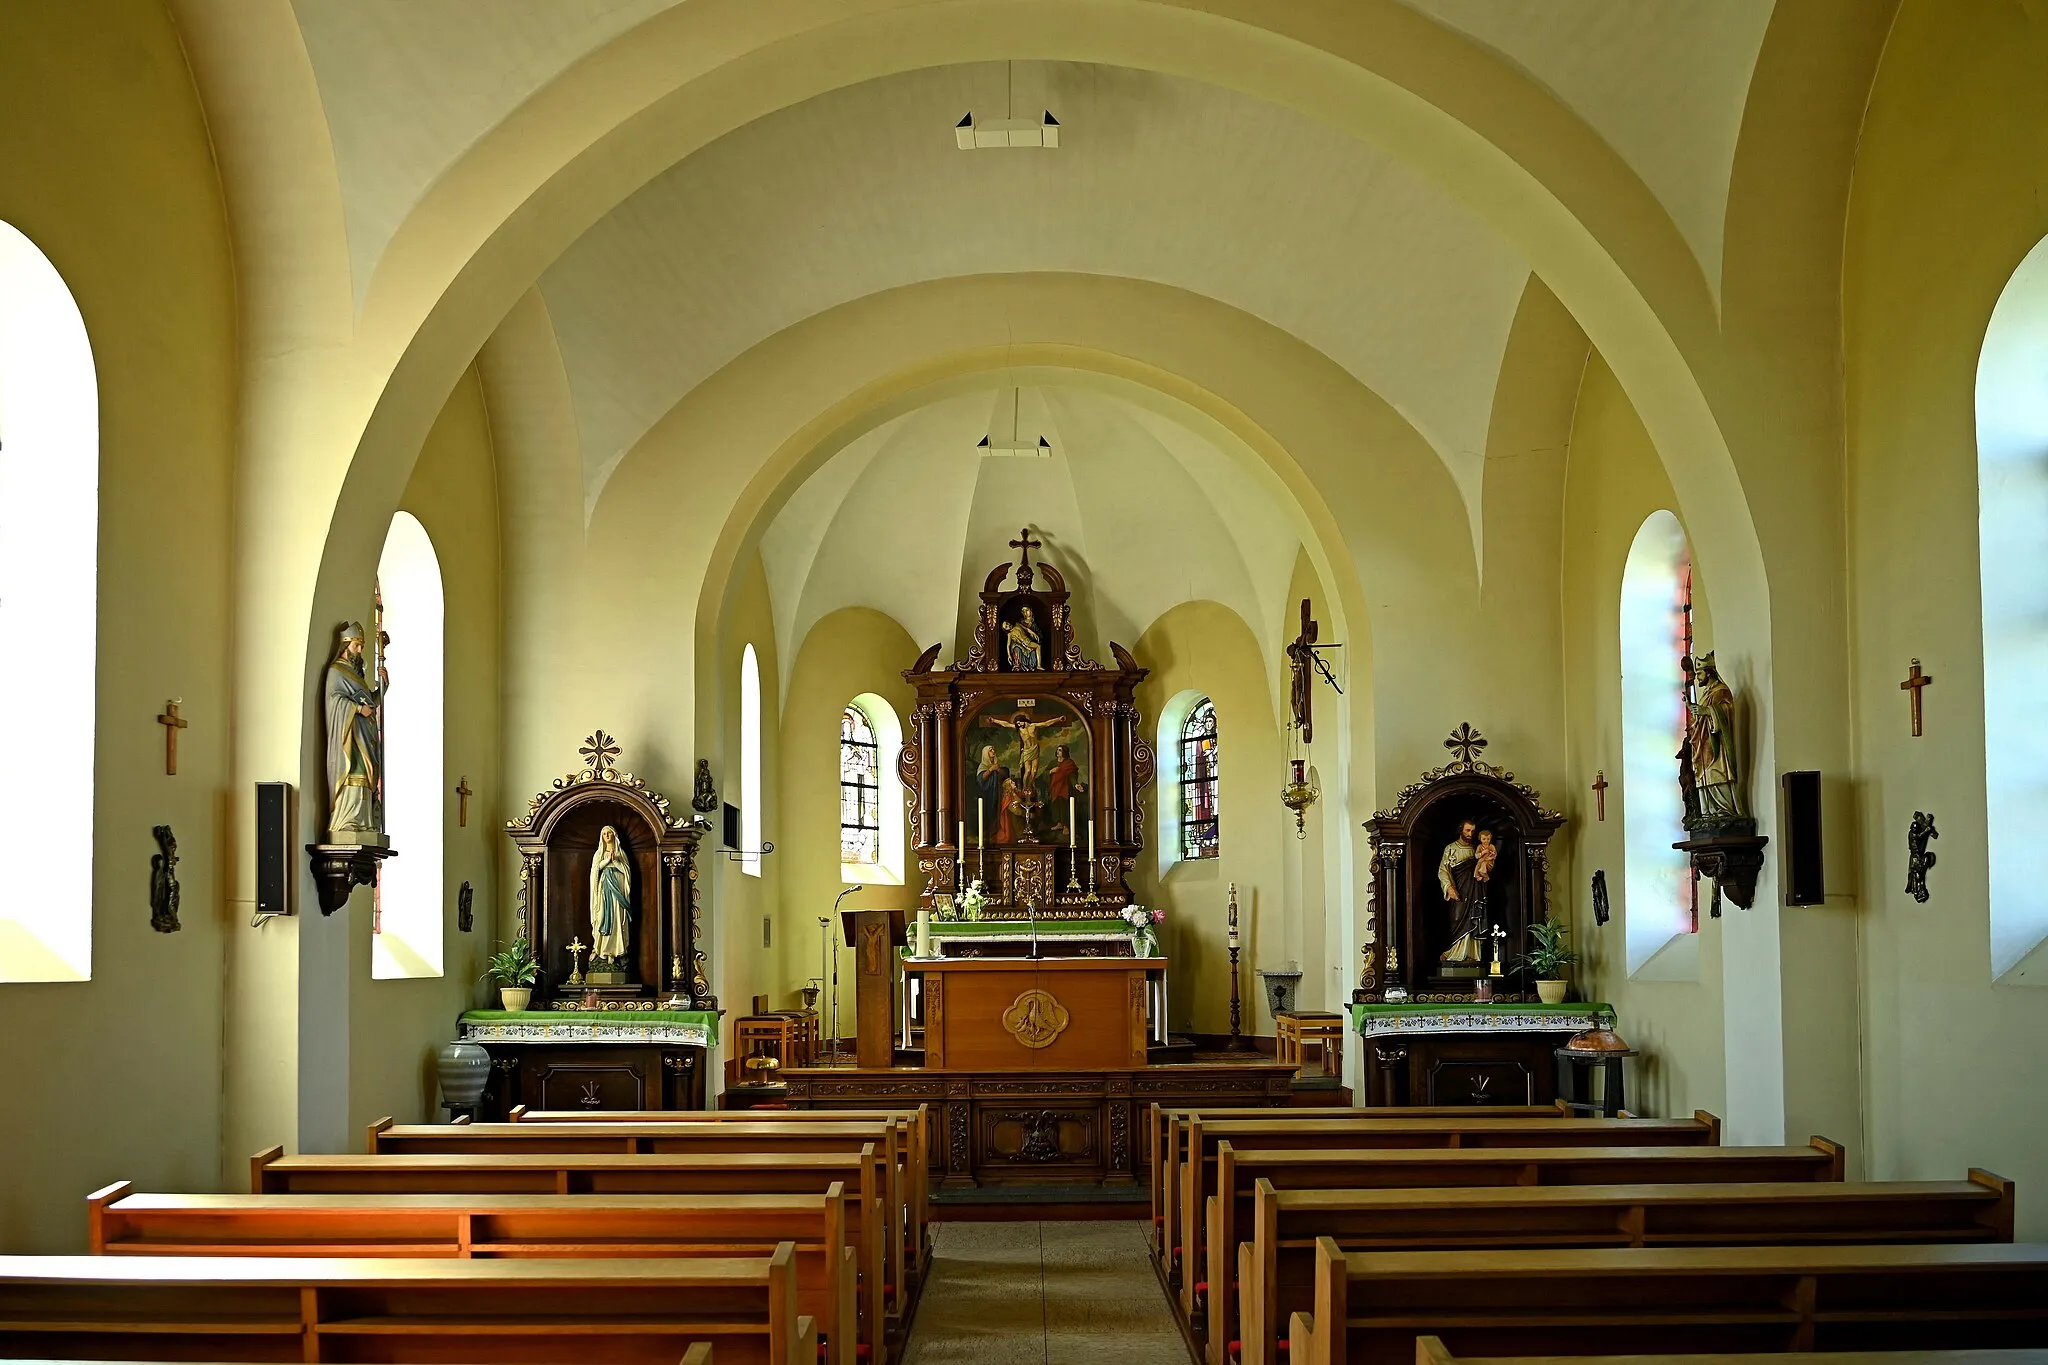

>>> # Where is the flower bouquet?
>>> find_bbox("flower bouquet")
[958,880,989,922]
[1121,903,1164,958]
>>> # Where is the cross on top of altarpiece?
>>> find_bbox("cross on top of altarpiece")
[580,730,621,776]
[1444,722,1488,766]
[1009,527,1043,589]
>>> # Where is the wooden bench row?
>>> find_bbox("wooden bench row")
[1168,1111,1724,1324]
[253,1145,890,1362]
[1234,1170,2014,1365]
[0,1252,807,1365]
[1200,1137,1845,1365]
[91,1182,862,1365]
[1289,1240,2048,1365]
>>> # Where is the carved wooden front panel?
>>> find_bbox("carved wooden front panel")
[531,1058,649,1112]
[1425,1057,1535,1107]
[982,1107,1097,1168]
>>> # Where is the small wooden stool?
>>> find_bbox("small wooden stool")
[1276,1010,1345,1079]
[735,1014,807,1071]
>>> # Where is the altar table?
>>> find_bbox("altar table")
[1349,1001,1613,1107]
[458,1009,720,1116]
[907,956,1164,1069]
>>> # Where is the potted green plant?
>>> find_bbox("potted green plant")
[483,936,539,1011]
[1518,919,1578,1004]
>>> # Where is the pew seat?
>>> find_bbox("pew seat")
[1289,1240,2048,1365]
[1413,1339,2048,1365]
[1233,1172,2014,1365]
[89,1184,863,1365]
[0,1251,811,1365]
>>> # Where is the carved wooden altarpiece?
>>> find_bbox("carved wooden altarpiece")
[1360,725,1565,1003]
[505,733,714,1009]
[900,534,1153,917]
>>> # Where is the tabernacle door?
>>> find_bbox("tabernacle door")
[918,957,1157,1069]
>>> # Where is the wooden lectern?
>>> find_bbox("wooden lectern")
[841,908,907,1068]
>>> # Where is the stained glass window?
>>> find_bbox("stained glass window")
[841,704,882,864]
[1180,698,1219,861]
[1620,510,1695,970]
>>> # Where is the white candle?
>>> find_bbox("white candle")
[957,820,966,880]
[978,799,985,850]
[1069,797,1077,849]
[1087,810,1096,866]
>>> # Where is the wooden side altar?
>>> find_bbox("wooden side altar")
[913,957,1160,1069]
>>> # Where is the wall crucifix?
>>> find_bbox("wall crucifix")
[455,776,473,827]
[156,698,189,776]
[1592,770,1608,821]
[1901,658,1933,737]
[1285,598,1345,744]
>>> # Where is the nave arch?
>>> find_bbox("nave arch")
[167,0,1905,1154]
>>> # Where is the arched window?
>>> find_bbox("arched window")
[1619,510,1695,973]
[371,512,445,979]
[839,694,907,884]
[0,221,98,983]
[740,644,762,878]
[1978,232,2048,977]
[841,705,881,865]
[1180,698,1220,861]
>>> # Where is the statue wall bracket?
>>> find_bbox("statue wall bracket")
[1674,827,1769,914]
[306,843,396,915]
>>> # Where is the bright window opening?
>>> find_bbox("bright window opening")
[0,220,99,983]
[1979,232,2048,979]
[1620,510,1696,975]
[371,511,445,979]
[741,644,763,877]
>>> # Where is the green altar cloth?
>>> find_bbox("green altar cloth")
[460,1008,720,1045]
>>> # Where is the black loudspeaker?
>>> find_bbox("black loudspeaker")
[724,801,741,850]
[1781,770,1825,906]
[256,781,296,917]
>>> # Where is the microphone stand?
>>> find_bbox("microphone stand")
[828,887,862,1063]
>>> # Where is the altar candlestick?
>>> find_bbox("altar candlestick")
[957,820,966,884]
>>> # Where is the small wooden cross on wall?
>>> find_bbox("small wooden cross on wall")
[455,776,473,828]
[1591,770,1608,821]
[1901,659,1933,738]
[156,698,188,776]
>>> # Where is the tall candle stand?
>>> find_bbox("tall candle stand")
[1224,943,1254,1051]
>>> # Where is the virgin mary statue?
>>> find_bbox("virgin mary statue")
[589,826,633,965]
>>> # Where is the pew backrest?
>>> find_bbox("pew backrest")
[1295,1238,2048,1365]
[0,1250,811,1365]
[1234,1171,2013,1365]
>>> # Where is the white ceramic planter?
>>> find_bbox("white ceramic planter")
[499,986,532,1011]
[1536,979,1568,1004]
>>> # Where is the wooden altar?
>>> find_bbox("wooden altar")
[504,733,715,1009]
[911,956,1161,1069]
[1359,725,1566,1003]
[898,532,1153,916]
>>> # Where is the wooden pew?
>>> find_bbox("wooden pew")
[1236,1171,2014,1365]
[1175,1113,1720,1321]
[1151,1106,1562,1266]
[1190,1138,1843,1358]
[0,1250,813,1365]
[252,1146,887,1361]
[504,1106,933,1273]
[1289,1240,2048,1365]
[505,1107,931,1257]
[1413,1337,2048,1365]
[368,1116,918,1317]
[89,1182,863,1365]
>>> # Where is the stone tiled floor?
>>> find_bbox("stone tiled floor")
[900,1220,1194,1364]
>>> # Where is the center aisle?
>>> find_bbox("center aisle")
[900,1220,1194,1365]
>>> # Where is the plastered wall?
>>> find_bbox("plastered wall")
[775,607,923,1006]
[343,367,503,1139]
[1560,354,1730,1127]
[0,0,236,1248]
[1844,0,2048,1234]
